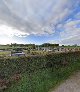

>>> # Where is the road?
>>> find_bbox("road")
[51,71,80,92]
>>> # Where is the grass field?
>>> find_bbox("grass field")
[0,51,11,57]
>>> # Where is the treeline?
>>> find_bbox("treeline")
[0,43,59,51]
[0,43,59,48]
[10,43,59,47]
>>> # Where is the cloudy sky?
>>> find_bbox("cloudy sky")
[0,0,80,45]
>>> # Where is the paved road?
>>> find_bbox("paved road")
[51,72,80,92]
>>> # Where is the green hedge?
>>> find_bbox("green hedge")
[0,51,80,79]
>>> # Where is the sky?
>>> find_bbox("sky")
[0,0,80,45]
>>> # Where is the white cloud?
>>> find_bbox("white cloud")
[0,0,80,46]
[59,19,80,45]
[60,20,80,39]
[60,35,80,45]
[74,12,80,19]
[0,0,76,37]
[0,24,29,37]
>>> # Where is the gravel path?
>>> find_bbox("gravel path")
[51,72,80,92]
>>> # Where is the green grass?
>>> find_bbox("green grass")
[5,59,80,92]
[0,51,11,57]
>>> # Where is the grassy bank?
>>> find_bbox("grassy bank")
[0,51,80,92]
[6,61,80,92]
